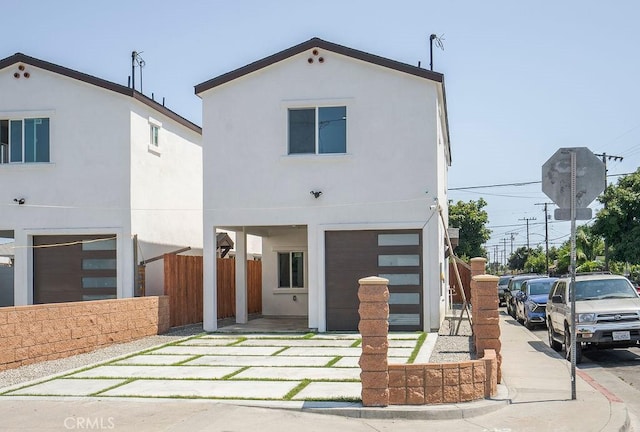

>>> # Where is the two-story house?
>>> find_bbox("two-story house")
[196,38,451,333]
[0,53,202,306]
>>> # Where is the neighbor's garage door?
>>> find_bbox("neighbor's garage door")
[325,230,422,331]
[33,235,117,304]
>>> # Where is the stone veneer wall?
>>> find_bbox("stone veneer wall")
[358,272,499,407]
[0,296,170,372]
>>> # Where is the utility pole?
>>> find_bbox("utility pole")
[594,152,623,271]
[507,232,518,255]
[502,238,508,268]
[535,202,553,275]
[518,217,537,250]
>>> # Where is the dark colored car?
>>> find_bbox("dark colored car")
[498,275,513,307]
[514,277,558,329]
[505,274,544,318]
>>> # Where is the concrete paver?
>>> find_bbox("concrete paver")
[237,338,357,347]
[113,354,197,365]
[232,366,360,381]
[9,379,125,396]
[100,379,299,399]
[69,365,240,380]
[153,345,284,356]
[185,355,333,367]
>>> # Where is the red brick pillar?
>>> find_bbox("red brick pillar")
[358,276,390,407]
[470,257,486,277]
[471,274,502,382]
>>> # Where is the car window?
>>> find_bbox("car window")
[550,281,564,300]
[573,279,637,300]
[499,276,511,286]
[528,280,554,296]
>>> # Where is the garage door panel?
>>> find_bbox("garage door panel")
[34,235,117,305]
[325,230,422,332]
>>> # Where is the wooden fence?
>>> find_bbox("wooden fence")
[164,255,262,327]
[449,257,472,304]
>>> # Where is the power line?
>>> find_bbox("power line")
[450,172,634,191]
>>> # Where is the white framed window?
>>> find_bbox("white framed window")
[150,124,159,147]
[278,251,305,288]
[0,117,50,163]
[288,106,346,155]
[148,117,162,154]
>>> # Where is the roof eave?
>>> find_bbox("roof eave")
[0,53,201,134]
[195,37,444,95]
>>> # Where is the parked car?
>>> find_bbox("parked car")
[505,274,544,318]
[546,274,640,364]
[498,275,513,307]
[514,277,558,329]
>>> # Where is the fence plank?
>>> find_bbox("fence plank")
[164,256,262,327]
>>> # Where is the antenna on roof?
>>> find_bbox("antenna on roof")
[429,34,445,71]
[131,51,146,92]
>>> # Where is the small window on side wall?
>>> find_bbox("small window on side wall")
[150,124,159,147]
[288,106,346,155]
[278,252,304,288]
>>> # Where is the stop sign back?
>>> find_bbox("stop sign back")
[542,147,605,209]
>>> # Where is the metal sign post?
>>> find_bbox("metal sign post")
[541,146,605,401]
[569,150,577,400]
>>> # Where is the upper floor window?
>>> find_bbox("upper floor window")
[288,106,346,155]
[0,118,50,163]
[150,124,159,147]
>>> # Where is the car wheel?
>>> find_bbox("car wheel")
[564,327,583,364]
[548,322,562,351]
[524,317,534,330]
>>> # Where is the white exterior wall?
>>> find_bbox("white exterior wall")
[0,62,202,303]
[201,49,448,331]
[129,105,203,295]
[0,65,132,305]
[261,228,308,316]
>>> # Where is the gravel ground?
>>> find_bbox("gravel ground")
[0,314,475,390]
[428,314,475,363]
[0,323,205,390]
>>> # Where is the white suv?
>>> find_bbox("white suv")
[546,274,640,364]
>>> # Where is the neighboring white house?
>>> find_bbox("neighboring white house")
[0,53,202,306]
[196,38,451,332]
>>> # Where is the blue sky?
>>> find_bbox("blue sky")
[3,0,639,262]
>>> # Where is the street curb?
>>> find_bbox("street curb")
[295,384,510,420]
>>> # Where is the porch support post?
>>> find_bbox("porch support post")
[13,230,30,306]
[203,227,218,332]
[235,228,248,324]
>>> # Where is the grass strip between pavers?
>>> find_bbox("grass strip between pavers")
[226,337,247,346]
[406,332,427,364]
[90,378,137,396]
[324,356,342,367]
[221,366,250,380]
[283,379,311,400]
[349,339,362,348]
[270,347,289,356]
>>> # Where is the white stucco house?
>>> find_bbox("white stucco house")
[0,53,202,306]
[197,38,452,332]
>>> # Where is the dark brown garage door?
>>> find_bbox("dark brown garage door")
[33,235,117,304]
[325,230,422,331]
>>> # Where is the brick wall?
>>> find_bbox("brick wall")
[0,296,170,372]
[469,258,502,383]
[358,275,499,407]
[388,351,497,404]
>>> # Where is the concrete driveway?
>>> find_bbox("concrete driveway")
[1,331,431,402]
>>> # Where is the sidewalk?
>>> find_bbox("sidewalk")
[0,312,634,431]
